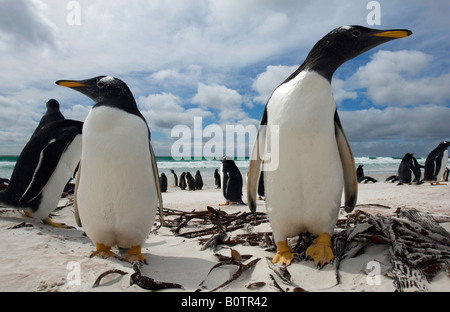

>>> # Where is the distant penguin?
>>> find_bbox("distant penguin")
[356,164,377,183]
[246,25,411,267]
[444,167,449,182]
[214,168,221,189]
[56,76,163,263]
[160,172,168,192]
[385,175,399,183]
[397,153,414,185]
[220,156,244,205]
[31,99,66,138]
[169,169,178,187]
[411,155,424,184]
[0,119,83,227]
[194,170,203,190]
[186,172,196,191]
[179,172,187,190]
[423,141,450,185]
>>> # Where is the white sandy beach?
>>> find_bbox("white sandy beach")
[0,175,449,293]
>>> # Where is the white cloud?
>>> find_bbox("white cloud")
[192,83,242,111]
[137,92,212,131]
[354,50,450,106]
[252,65,298,104]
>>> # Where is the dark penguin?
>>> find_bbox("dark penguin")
[214,168,221,189]
[444,167,449,182]
[397,153,414,185]
[385,175,399,183]
[423,141,450,185]
[411,155,424,184]
[170,169,178,187]
[31,99,66,138]
[186,172,196,191]
[160,172,168,192]
[179,172,187,190]
[220,156,244,205]
[246,25,412,267]
[194,170,203,190]
[0,119,83,227]
[356,164,377,183]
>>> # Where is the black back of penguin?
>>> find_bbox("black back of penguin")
[0,119,83,209]
[31,99,66,138]
[222,158,243,203]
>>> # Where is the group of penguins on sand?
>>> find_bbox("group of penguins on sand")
[356,141,450,186]
[2,25,443,269]
[159,169,205,192]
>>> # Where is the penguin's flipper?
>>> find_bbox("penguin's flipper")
[247,109,267,213]
[149,142,163,223]
[334,111,357,213]
[73,161,82,227]
[19,137,73,204]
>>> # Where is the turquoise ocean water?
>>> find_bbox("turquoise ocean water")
[0,155,426,187]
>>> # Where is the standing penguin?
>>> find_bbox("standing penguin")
[397,153,414,185]
[214,168,221,189]
[220,156,244,205]
[194,170,203,190]
[0,119,82,227]
[160,172,168,192]
[423,141,450,185]
[56,76,163,263]
[179,172,187,190]
[169,169,178,187]
[185,172,196,191]
[247,26,412,267]
[356,164,377,183]
[31,99,66,138]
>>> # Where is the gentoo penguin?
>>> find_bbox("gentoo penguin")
[179,172,187,190]
[444,167,449,182]
[423,141,450,185]
[31,99,66,138]
[356,164,377,183]
[214,168,221,189]
[397,153,415,185]
[160,172,168,192]
[220,156,244,205]
[56,76,163,263]
[169,169,178,187]
[385,175,399,183]
[185,172,196,191]
[194,170,203,190]
[0,119,83,227]
[411,155,424,184]
[247,26,412,267]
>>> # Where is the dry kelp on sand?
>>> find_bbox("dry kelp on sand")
[162,205,450,291]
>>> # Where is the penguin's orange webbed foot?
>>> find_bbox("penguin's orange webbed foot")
[305,233,334,268]
[120,246,148,264]
[90,243,116,259]
[272,240,296,266]
[219,201,230,206]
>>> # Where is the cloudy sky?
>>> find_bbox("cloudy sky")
[0,0,449,157]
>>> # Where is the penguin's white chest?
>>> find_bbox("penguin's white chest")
[77,106,157,248]
[265,71,344,240]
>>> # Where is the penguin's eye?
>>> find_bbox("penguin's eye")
[352,30,361,37]
[97,81,105,88]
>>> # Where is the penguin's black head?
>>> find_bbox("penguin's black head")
[56,75,135,105]
[304,25,412,81]
[46,99,60,110]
